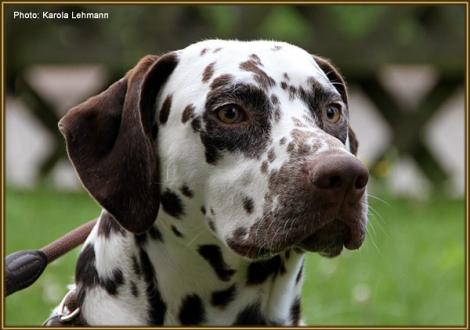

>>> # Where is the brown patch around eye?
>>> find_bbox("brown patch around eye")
[159,95,172,124]
[202,62,216,83]
[182,104,195,124]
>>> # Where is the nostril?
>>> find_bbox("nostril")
[328,175,342,189]
[355,174,368,189]
[313,172,343,190]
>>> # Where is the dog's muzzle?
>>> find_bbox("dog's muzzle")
[297,152,369,257]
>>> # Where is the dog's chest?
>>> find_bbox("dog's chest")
[77,219,304,325]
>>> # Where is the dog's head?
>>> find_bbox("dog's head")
[60,40,368,259]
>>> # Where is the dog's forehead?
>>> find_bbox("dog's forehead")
[174,40,331,89]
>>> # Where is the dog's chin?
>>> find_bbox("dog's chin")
[296,220,352,258]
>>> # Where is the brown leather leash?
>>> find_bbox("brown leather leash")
[5,219,97,297]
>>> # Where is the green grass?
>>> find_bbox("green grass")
[5,187,465,326]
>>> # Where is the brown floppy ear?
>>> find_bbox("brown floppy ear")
[314,55,358,155]
[59,53,179,233]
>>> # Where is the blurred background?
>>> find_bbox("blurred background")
[4,4,465,326]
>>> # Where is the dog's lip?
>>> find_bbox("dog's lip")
[296,218,365,257]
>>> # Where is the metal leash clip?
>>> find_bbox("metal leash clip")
[57,289,80,322]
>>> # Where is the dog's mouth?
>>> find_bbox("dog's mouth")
[228,217,366,260]
[296,219,365,258]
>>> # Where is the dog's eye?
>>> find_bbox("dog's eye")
[325,104,342,123]
[216,104,246,124]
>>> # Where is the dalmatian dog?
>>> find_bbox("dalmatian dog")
[47,39,368,326]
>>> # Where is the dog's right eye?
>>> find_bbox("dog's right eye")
[215,104,247,124]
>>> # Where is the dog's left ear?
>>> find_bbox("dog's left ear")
[59,53,178,233]
[313,56,358,155]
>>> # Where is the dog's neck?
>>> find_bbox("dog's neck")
[76,210,304,325]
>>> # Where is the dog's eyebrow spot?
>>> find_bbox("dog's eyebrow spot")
[160,189,185,219]
[200,48,209,56]
[211,284,237,308]
[178,294,206,325]
[171,225,184,238]
[242,196,254,214]
[210,74,234,90]
[198,244,235,281]
[239,59,275,89]
[213,47,223,53]
[202,62,216,83]
[249,53,262,66]
[180,184,194,198]
[182,104,195,124]
[290,297,301,325]
[159,95,172,124]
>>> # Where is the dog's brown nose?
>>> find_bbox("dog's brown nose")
[310,153,368,200]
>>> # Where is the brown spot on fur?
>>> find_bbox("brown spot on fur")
[200,48,209,56]
[270,94,279,105]
[289,86,297,100]
[249,53,262,66]
[233,227,247,239]
[202,62,216,83]
[274,108,281,123]
[208,219,216,232]
[182,104,195,123]
[271,45,282,51]
[242,196,254,214]
[287,142,295,153]
[267,148,276,162]
[261,161,269,174]
[281,82,288,90]
[239,60,275,89]
[292,118,307,128]
[283,73,290,81]
[280,137,287,145]
[159,95,172,124]
[210,74,234,90]
[213,47,222,53]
